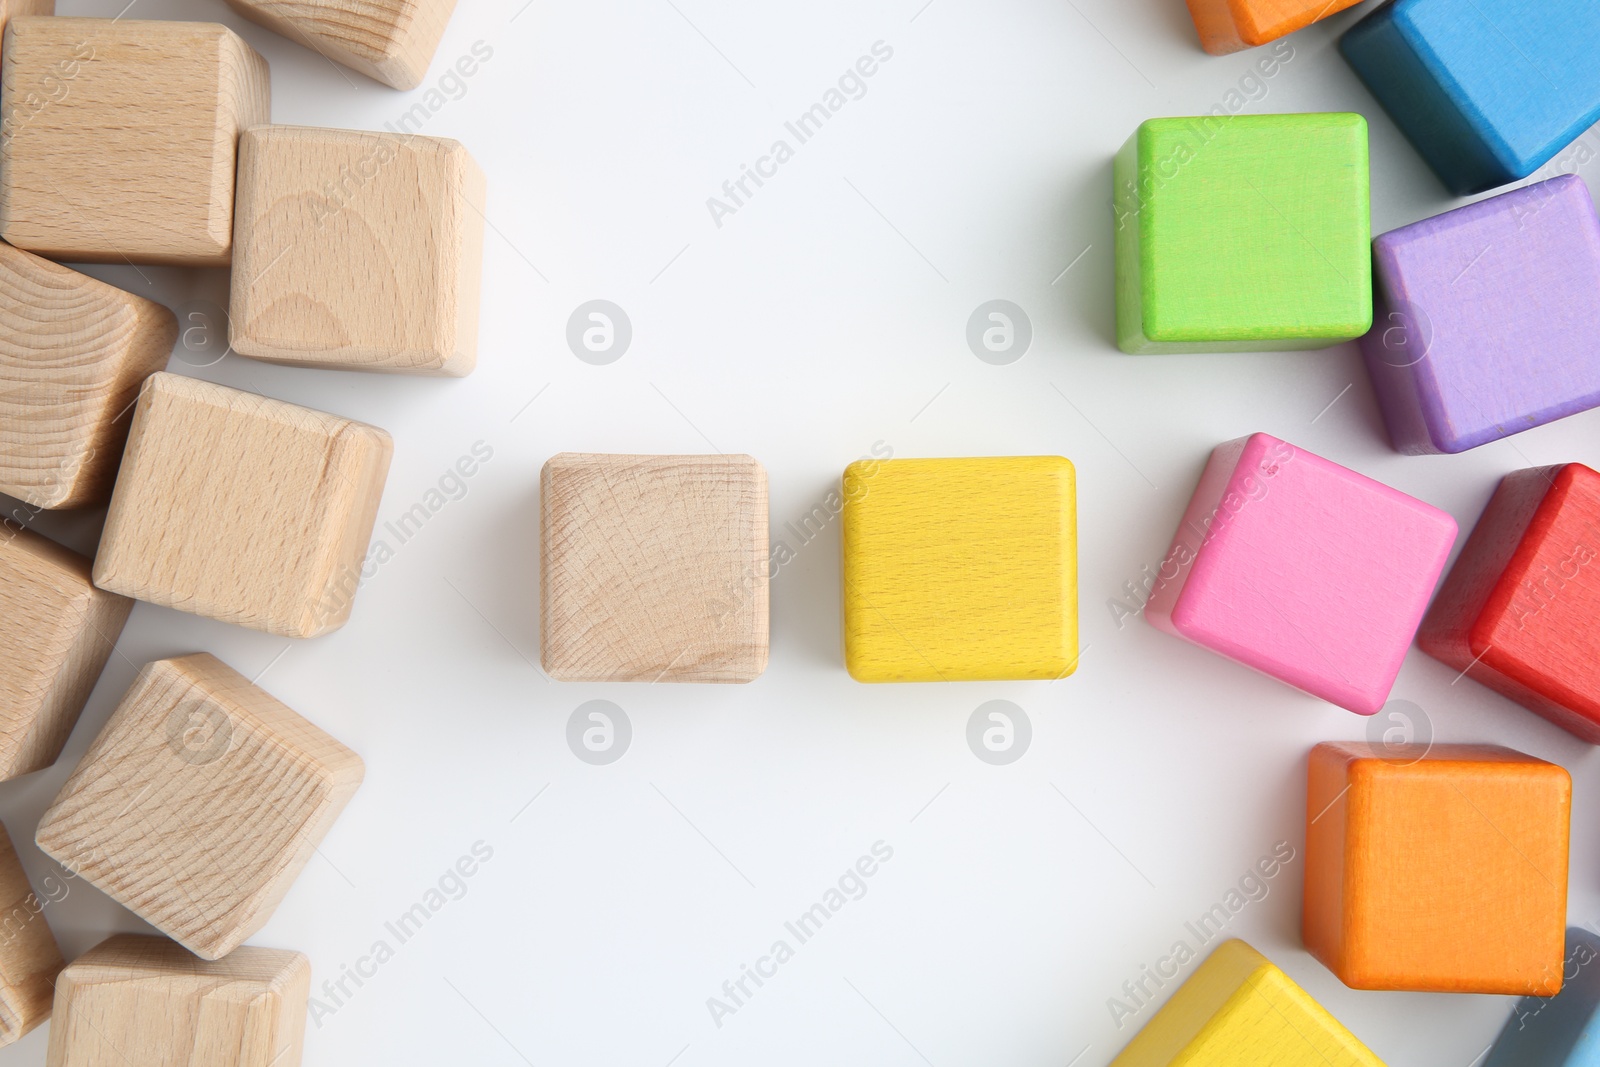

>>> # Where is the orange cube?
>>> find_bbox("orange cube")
[1185,0,1364,54]
[1304,742,1570,994]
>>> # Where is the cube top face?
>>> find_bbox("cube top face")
[1151,434,1455,714]
[224,0,457,90]
[230,125,486,376]
[1117,113,1371,353]
[541,453,769,683]
[93,372,393,638]
[842,456,1077,683]
[0,243,177,508]
[1366,176,1600,454]
[0,18,270,266]
[1186,0,1364,54]
[49,934,309,1067]
[1307,742,1570,994]
[35,655,364,960]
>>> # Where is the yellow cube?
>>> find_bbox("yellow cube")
[841,456,1077,682]
[1111,940,1384,1066]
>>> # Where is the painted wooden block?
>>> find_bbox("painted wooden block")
[1186,0,1361,54]
[1144,433,1455,715]
[1341,0,1600,195]
[0,819,64,1047]
[0,525,131,782]
[1362,176,1600,454]
[542,454,768,682]
[842,456,1077,682]
[1109,938,1383,1066]
[231,125,485,376]
[1114,113,1371,353]
[1419,464,1600,742]
[36,654,363,961]
[224,0,457,90]
[1484,928,1600,1067]
[0,17,270,266]
[47,934,309,1067]
[1304,741,1570,994]
[92,372,393,638]
[0,244,176,509]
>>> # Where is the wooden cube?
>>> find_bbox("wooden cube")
[0,17,270,266]
[1115,113,1371,353]
[1186,0,1362,54]
[842,456,1077,682]
[93,372,393,638]
[1420,464,1600,741]
[1363,176,1600,454]
[48,934,309,1067]
[36,654,363,960]
[0,525,131,782]
[224,0,457,90]
[0,244,177,509]
[541,453,769,682]
[1484,928,1600,1067]
[1305,741,1570,994]
[0,819,64,1047]
[1145,433,1456,715]
[1342,0,1600,194]
[230,125,485,376]
[1109,939,1382,1066]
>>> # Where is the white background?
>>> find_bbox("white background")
[5,0,1600,1064]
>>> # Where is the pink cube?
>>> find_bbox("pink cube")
[1145,433,1457,714]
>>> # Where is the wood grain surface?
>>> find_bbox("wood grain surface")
[224,0,458,90]
[0,820,63,1048]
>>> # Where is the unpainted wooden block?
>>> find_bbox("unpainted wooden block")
[541,453,769,682]
[225,0,457,90]
[1305,742,1570,994]
[0,820,64,1047]
[1110,939,1383,1066]
[0,0,50,45]
[0,244,177,509]
[0,17,270,266]
[36,654,363,960]
[93,372,393,638]
[47,933,309,1067]
[1185,0,1361,54]
[0,525,131,782]
[230,125,485,376]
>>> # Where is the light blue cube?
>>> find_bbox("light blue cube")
[1486,928,1600,1066]
[1341,0,1600,195]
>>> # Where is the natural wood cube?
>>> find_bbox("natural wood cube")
[541,453,769,682]
[47,934,309,1067]
[0,17,270,266]
[0,244,177,509]
[0,525,131,782]
[0,819,64,1047]
[93,372,393,638]
[230,125,485,376]
[36,654,364,960]
[224,0,458,90]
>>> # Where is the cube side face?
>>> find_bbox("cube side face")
[842,457,1077,682]
[1303,742,1357,983]
[0,821,63,1046]
[1185,0,1363,54]
[225,0,457,90]
[1143,434,1254,633]
[1484,928,1600,1067]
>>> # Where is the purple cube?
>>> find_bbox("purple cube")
[1363,174,1600,454]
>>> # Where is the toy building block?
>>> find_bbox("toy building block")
[1109,939,1383,1066]
[224,0,458,90]
[842,456,1077,682]
[541,453,769,682]
[1186,0,1362,54]
[1115,113,1371,353]
[1341,0,1600,195]
[0,17,270,266]
[1144,433,1455,715]
[1419,464,1600,741]
[0,0,49,44]
[230,125,485,376]
[47,934,309,1067]
[0,525,131,782]
[1362,176,1600,454]
[92,372,393,638]
[0,244,177,509]
[1484,928,1600,1067]
[1305,741,1570,994]
[0,820,64,1047]
[36,654,363,960]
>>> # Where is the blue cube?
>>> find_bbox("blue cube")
[1341,0,1600,195]
[1486,928,1600,1066]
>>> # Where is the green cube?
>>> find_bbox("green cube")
[1114,113,1372,354]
